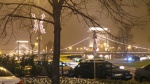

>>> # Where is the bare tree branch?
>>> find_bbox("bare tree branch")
[0,0,148,84]
[0,2,53,16]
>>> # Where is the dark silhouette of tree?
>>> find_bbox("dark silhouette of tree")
[116,25,135,57]
[0,0,147,84]
[147,36,150,46]
[44,40,53,53]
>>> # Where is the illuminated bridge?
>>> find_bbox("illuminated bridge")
[45,51,150,57]
[10,27,150,59]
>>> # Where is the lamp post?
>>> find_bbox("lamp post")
[30,43,35,56]
[32,11,46,61]
[0,51,2,55]
[31,0,46,61]
[128,45,132,56]
[69,47,72,54]
[18,41,19,59]
[93,30,97,80]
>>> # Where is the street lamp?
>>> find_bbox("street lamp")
[30,43,35,56]
[0,51,2,55]
[128,45,132,52]
[127,45,132,56]
[80,47,83,52]
[30,0,46,61]
[34,42,38,53]
[69,47,72,51]
[76,48,79,51]
[31,12,46,61]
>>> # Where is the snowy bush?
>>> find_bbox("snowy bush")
[21,77,145,84]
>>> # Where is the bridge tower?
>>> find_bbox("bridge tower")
[88,27,110,52]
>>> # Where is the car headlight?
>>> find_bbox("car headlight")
[128,57,132,61]
[119,66,124,69]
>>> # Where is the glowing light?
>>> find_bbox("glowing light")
[61,37,89,51]
[69,47,72,50]
[119,66,125,69]
[89,27,108,31]
[97,35,149,50]
[10,33,150,54]
[31,13,46,34]
[16,41,28,43]
[35,42,38,46]
[76,48,79,51]
[87,55,94,59]
[128,45,132,49]
[128,57,132,61]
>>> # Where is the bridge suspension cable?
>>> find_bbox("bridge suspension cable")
[97,35,149,50]
[9,34,149,55]
[60,37,90,51]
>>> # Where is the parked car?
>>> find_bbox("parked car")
[49,61,73,76]
[134,64,150,82]
[81,58,105,62]
[0,66,22,84]
[34,61,73,77]
[81,59,125,69]
[72,61,132,80]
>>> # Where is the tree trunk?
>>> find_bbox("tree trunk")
[52,24,61,84]
[52,1,62,84]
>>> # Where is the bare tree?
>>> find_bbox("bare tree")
[116,24,134,56]
[0,0,147,84]
[147,36,150,46]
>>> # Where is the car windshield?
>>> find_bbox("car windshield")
[104,63,117,69]
[111,64,119,69]
[0,67,14,76]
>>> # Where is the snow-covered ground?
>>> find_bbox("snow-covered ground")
[21,77,101,84]
[21,77,138,84]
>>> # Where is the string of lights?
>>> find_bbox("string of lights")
[60,37,90,51]
[9,34,149,55]
[97,35,150,50]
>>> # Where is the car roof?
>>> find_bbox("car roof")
[81,58,105,62]
[80,60,110,64]
[0,66,14,76]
